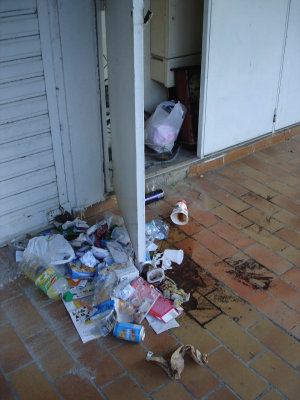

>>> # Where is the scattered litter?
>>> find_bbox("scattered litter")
[162,249,184,269]
[146,314,179,334]
[113,322,145,342]
[170,200,189,225]
[145,189,165,205]
[146,344,208,379]
[23,234,75,267]
[68,365,96,381]
[19,255,73,301]
[9,201,191,345]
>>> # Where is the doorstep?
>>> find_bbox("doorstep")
[146,124,300,192]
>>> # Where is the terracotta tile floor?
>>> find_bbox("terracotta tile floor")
[1,136,300,399]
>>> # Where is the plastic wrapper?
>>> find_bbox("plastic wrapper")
[111,227,130,245]
[92,270,118,306]
[128,277,160,323]
[145,219,169,241]
[23,234,75,266]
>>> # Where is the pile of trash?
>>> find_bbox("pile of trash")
[11,208,191,343]
[9,199,209,378]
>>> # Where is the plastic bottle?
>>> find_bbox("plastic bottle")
[19,256,73,301]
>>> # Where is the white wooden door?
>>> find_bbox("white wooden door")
[0,0,65,245]
[199,0,289,156]
[276,0,300,130]
[105,0,146,262]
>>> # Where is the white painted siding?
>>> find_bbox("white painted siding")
[0,0,60,245]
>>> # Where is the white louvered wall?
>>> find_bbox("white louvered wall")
[0,0,60,245]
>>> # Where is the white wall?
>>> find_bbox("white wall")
[144,0,168,113]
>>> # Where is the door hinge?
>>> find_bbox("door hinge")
[273,109,277,124]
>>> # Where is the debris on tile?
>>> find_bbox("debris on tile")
[146,344,208,379]
[113,322,145,342]
[12,205,190,343]
[170,200,189,225]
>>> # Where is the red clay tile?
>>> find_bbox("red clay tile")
[26,329,76,380]
[175,238,221,269]
[276,227,300,249]
[290,324,300,340]
[181,360,221,399]
[70,339,124,387]
[274,209,300,231]
[241,178,276,199]
[251,352,299,400]
[187,203,220,227]
[177,216,204,235]
[256,298,300,331]
[211,221,254,249]
[193,230,237,259]
[208,347,268,399]
[206,386,239,400]
[282,267,300,289]
[4,294,46,339]
[268,279,300,313]
[212,205,250,229]
[0,371,15,400]
[245,289,272,307]
[55,373,104,400]
[241,192,280,214]
[0,323,32,373]
[212,189,250,213]
[249,318,300,368]
[9,363,60,400]
[103,375,148,400]
[279,246,300,267]
[272,195,300,216]
[241,208,283,232]
[243,225,287,252]
[245,243,292,275]
[112,342,169,392]
[188,176,220,194]
[0,282,22,302]
[230,161,273,184]
[152,381,194,400]
[206,173,248,196]
[43,300,78,344]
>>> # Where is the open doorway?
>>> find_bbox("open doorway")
[144,0,204,178]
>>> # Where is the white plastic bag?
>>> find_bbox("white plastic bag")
[145,101,186,153]
[23,234,75,266]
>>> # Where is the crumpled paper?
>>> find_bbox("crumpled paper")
[146,344,208,379]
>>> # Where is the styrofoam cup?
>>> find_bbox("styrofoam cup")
[170,200,188,225]
[163,249,184,265]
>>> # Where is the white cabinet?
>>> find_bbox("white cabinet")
[150,0,203,87]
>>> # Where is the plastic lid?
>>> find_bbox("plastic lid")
[63,291,73,302]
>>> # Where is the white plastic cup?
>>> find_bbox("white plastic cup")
[170,200,188,225]
[163,249,184,265]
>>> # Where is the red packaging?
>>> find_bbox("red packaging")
[149,296,179,323]
[131,277,179,323]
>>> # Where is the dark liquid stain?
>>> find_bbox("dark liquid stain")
[224,257,273,290]
[166,258,219,311]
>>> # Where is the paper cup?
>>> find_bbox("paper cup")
[163,249,184,265]
[170,200,188,225]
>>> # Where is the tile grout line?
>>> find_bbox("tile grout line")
[0,361,23,400]
[1,305,65,400]
[13,283,110,400]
